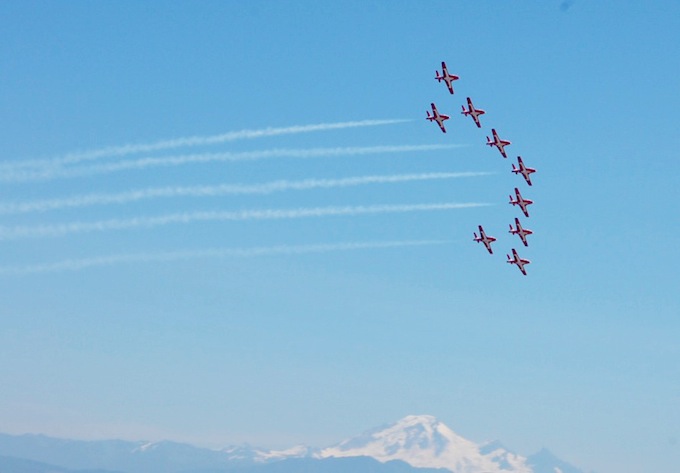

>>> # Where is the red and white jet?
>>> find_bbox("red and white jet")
[511,156,536,186]
[473,225,497,254]
[486,129,511,158]
[509,187,533,217]
[435,61,459,94]
[507,248,531,276]
[461,97,486,128]
[426,102,450,133]
[509,217,533,247]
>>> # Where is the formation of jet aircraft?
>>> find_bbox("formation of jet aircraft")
[427,61,538,275]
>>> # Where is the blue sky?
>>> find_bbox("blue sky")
[1,1,679,472]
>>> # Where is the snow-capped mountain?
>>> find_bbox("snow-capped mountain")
[257,444,320,462]
[0,416,585,473]
[318,414,531,473]
[220,443,319,463]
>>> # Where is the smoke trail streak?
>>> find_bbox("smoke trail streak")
[0,172,490,215]
[0,119,411,172]
[0,239,449,275]
[1,144,464,182]
[0,202,488,240]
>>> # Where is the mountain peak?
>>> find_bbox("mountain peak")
[396,414,439,425]
[527,448,585,473]
[319,415,531,473]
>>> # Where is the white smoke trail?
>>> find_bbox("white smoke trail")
[1,144,464,182]
[0,119,411,172]
[0,239,450,275]
[0,202,489,240]
[0,172,490,215]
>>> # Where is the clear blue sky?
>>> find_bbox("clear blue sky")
[1,2,679,472]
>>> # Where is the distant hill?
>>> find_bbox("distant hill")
[527,448,587,473]
[182,456,448,473]
[0,454,449,473]
[0,454,122,473]
[0,435,228,473]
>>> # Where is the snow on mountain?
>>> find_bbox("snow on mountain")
[220,444,269,463]
[220,443,319,463]
[318,414,532,473]
[0,416,585,473]
[479,440,532,472]
[257,444,320,462]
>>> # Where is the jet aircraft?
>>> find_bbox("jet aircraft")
[511,156,536,186]
[426,102,450,133]
[473,225,497,254]
[509,217,533,247]
[509,187,533,217]
[435,61,459,94]
[486,129,511,158]
[461,97,485,128]
[507,248,531,276]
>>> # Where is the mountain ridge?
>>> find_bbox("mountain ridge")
[0,415,585,473]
